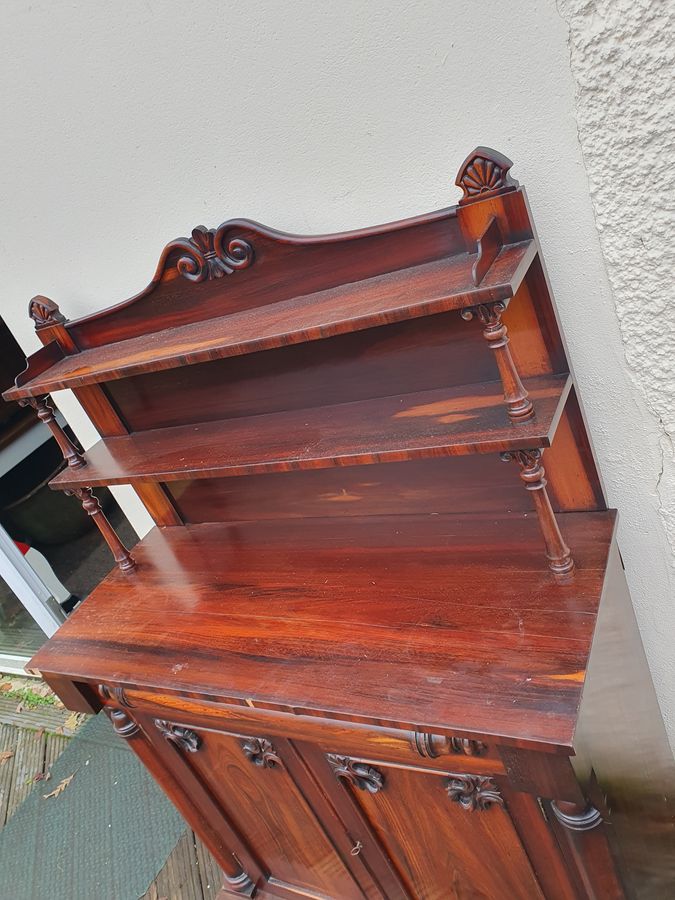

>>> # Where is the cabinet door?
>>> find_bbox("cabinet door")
[143,717,366,899]
[307,746,545,900]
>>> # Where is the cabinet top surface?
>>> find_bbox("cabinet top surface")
[30,509,616,752]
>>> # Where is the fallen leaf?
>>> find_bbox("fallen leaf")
[43,774,74,799]
[0,750,14,765]
[53,698,65,709]
[64,712,80,732]
[0,682,12,692]
[15,702,24,714]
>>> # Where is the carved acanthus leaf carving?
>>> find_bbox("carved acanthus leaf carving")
[455,147,518,204]
[28,295,66,328]
[154,719,202,753]
[241,737,283,769]
[446,774,503,811]
[170,225,254,282]
[327,754,384,794]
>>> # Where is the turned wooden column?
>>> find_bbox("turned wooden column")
[548,800,625,898]
[65,486,135,572]
[19,395,85,469]
[461,301,534,422]
[101,701,257,897]
[500,449,574,577]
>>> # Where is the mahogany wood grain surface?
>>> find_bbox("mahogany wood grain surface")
[30,510,616,750]
[3,241,535,401]
[50,374,570,489]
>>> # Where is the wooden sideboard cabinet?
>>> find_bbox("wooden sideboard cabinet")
[4,148,674,899]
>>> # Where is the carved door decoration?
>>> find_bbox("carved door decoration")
[317,752,544,900]
[146,721,365,899]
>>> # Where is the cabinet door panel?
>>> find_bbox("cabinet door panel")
[153,721,364,899]
[315,751,544,900]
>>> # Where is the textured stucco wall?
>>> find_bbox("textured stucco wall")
[558,0,675,742]
[0,1,673,743]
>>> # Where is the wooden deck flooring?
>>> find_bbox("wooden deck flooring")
[0,705,222,899]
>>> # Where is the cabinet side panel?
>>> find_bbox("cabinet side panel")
[575,541,675,898]
[545,388,606,512]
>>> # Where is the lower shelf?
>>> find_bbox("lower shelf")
[30,509,617,751]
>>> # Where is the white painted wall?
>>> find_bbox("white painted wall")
[1,1,673,745]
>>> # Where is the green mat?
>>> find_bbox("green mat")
[0,713,185,900]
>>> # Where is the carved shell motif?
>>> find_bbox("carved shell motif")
[455,148,517,204]
[327,754,384,794]
[446,774,503,811]
[173,225,254,282]
[28,295,66,328]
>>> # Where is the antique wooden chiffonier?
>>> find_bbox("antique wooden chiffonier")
[4,149,674,899]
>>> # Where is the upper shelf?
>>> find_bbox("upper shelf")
[51,373,570,489]
[4,239,536,401]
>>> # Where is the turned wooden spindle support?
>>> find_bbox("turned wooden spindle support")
[65,486,136,572]
[500,449,575,578]
[18,395,85,469]
[460,302,534,422]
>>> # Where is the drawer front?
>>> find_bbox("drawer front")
[119,686,505,775]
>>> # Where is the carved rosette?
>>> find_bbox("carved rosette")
[28,295,66,328]
[241,737,283,769]
[327,754,384,794]
[171,225,254,282]
[154,719,202,753]
[105,707,140,739]
[98,684,133,707]
[455,147,517,205]
[446,774,503,811]
[411,731,487,758]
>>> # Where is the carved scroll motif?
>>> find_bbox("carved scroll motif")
[171,225,254,282]
[241,737,283,769]
[455,147,518,205]
[446,774,504,811]
[154,719,202,753]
